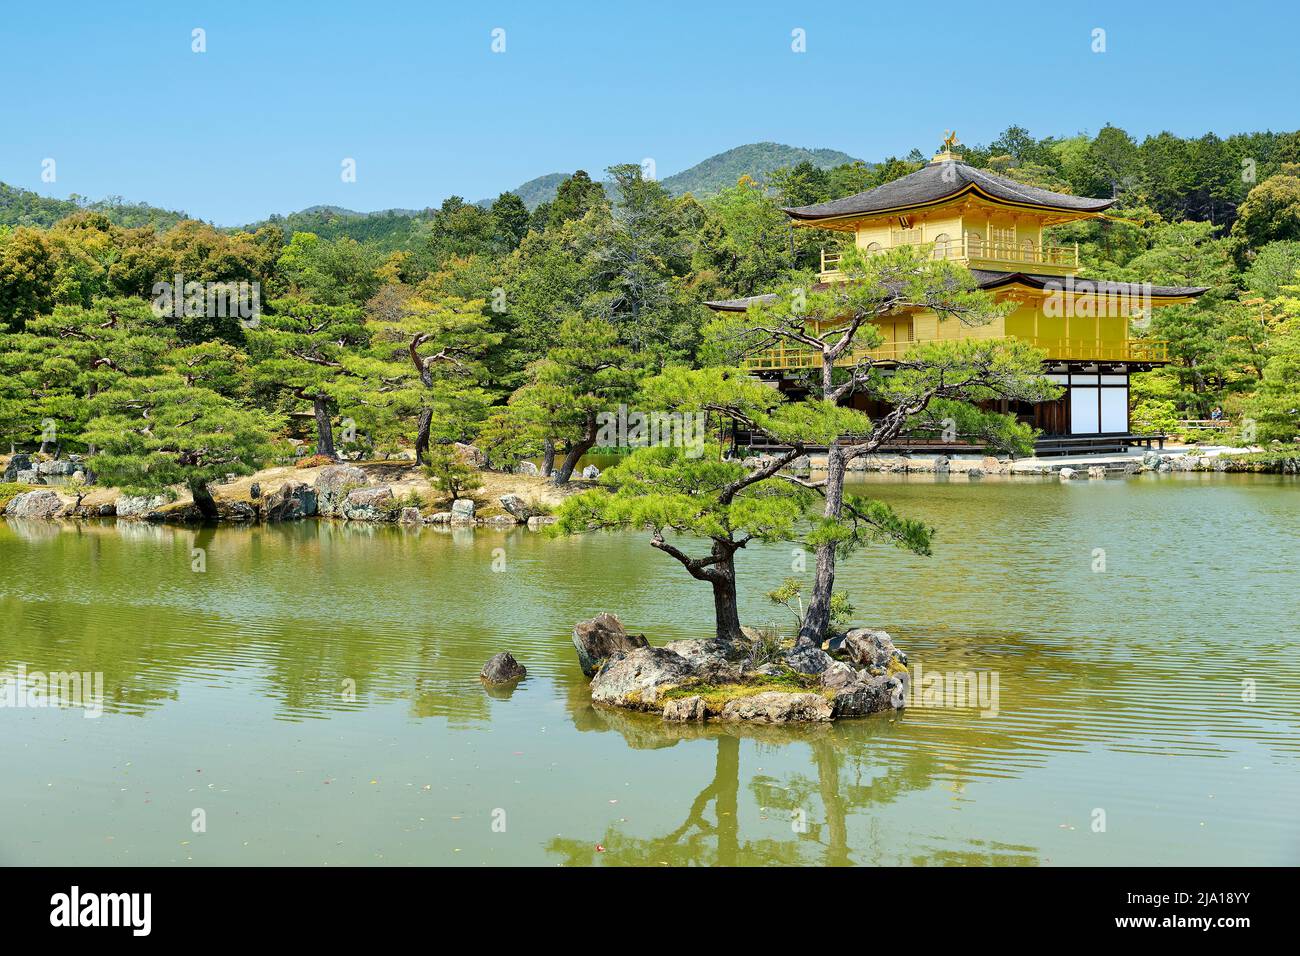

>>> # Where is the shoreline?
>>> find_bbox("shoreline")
[3,445,1296,526]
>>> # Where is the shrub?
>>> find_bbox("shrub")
[424,445,483,501]
[295,454,335,469]
[0,483,35,511]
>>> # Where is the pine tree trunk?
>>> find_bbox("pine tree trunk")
[313,395,336,459]
[798,445,847,646]
[541,438,556,477]
[414,408,432,465]
[710,569,744,642]
[190,480,219,520]
[552,412,596,485]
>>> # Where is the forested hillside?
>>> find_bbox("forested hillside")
[3,123,1300,482]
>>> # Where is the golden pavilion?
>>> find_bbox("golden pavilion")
[706,140,1207,452]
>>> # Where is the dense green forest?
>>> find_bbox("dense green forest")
[3,122,1300,481]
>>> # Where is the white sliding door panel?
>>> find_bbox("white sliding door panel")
[1100,387,1128,433]
[1070,387,1100,434]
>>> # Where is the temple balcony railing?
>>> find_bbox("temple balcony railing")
[741,335,1168,371]
[819,235,1079,282]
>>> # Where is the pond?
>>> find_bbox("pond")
[1,473,1297,865]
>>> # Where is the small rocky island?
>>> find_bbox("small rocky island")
[571,613,908,724]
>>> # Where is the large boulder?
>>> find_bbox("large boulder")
[662,696,706,722]
[3,453,32,482]
[784,644,834,675]
[35,458,78,476]
[833,628,907,670]
[4,489,64,518]
[315,465,368,517]
[218,500,257,522]
[589,646,694,708]
[454,442,485,468]
[663,634,752,669]
[514,461,539,476]
[526,515,557,531]
[829,673,904,718]
[450,498,476,522]
[719,691,833,724]
[115,493,168,518]
[397,506,422,525]
[498,494,540,522]
[480,651,527,684]
[340,486,395,521]
[573,612,650,676]
[819,659,859,691]
[263,480,318,521]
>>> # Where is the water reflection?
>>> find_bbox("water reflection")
[2,474,1298,866]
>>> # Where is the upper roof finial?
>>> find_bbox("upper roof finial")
[931,130,962,165]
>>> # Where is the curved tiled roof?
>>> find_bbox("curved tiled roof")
[783,161,1116,221]
[969,270,1208,299]
[703,272,1206,311]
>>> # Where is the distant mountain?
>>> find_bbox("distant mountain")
[2,142,869,234]
[244,205,434,251]
[661,142,864,198]
[486,143,868,210]
[0,182,189,230]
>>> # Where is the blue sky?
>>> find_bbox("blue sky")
[2,0,1295,225]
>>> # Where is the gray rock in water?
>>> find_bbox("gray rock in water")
[482,514,517,528]
[581,464,601,480]
[573,612,650,677]
[341,486,394,521]
[3,453,32,482]
[662,696,706,722]
[427,511,453,524]
[498,494,538,521]
[829,673,901,718]
[1058,466,1077,480]
[15,469,40,484]
[315,465,368,517]
[263,480,318,521]
[526,515,557,531]
[663,634,753,669]
[819,660,859,691]
[115,493,168,518]
[4,489,64,518]
[36,458,77,476]
[451,498,476,518]
[589,646,693,708]
[834,628,907,669]
[1087,465,1106,479]
[397,506,422,525]
[719,691,832,724]
[784,644,834,674]
[933,456,950,473]
[220,501,257,522]
[480,651,526,684]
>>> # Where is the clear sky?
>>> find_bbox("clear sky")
[2,0,1296,225]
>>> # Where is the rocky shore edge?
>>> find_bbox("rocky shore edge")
[569,612,909,724]
[757,448,1298,478]
[2,459,562,529]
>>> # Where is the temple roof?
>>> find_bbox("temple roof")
[782,161,1116,221]
[703,272,1207,311]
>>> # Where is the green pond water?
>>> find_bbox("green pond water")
[1,473,1297,866]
